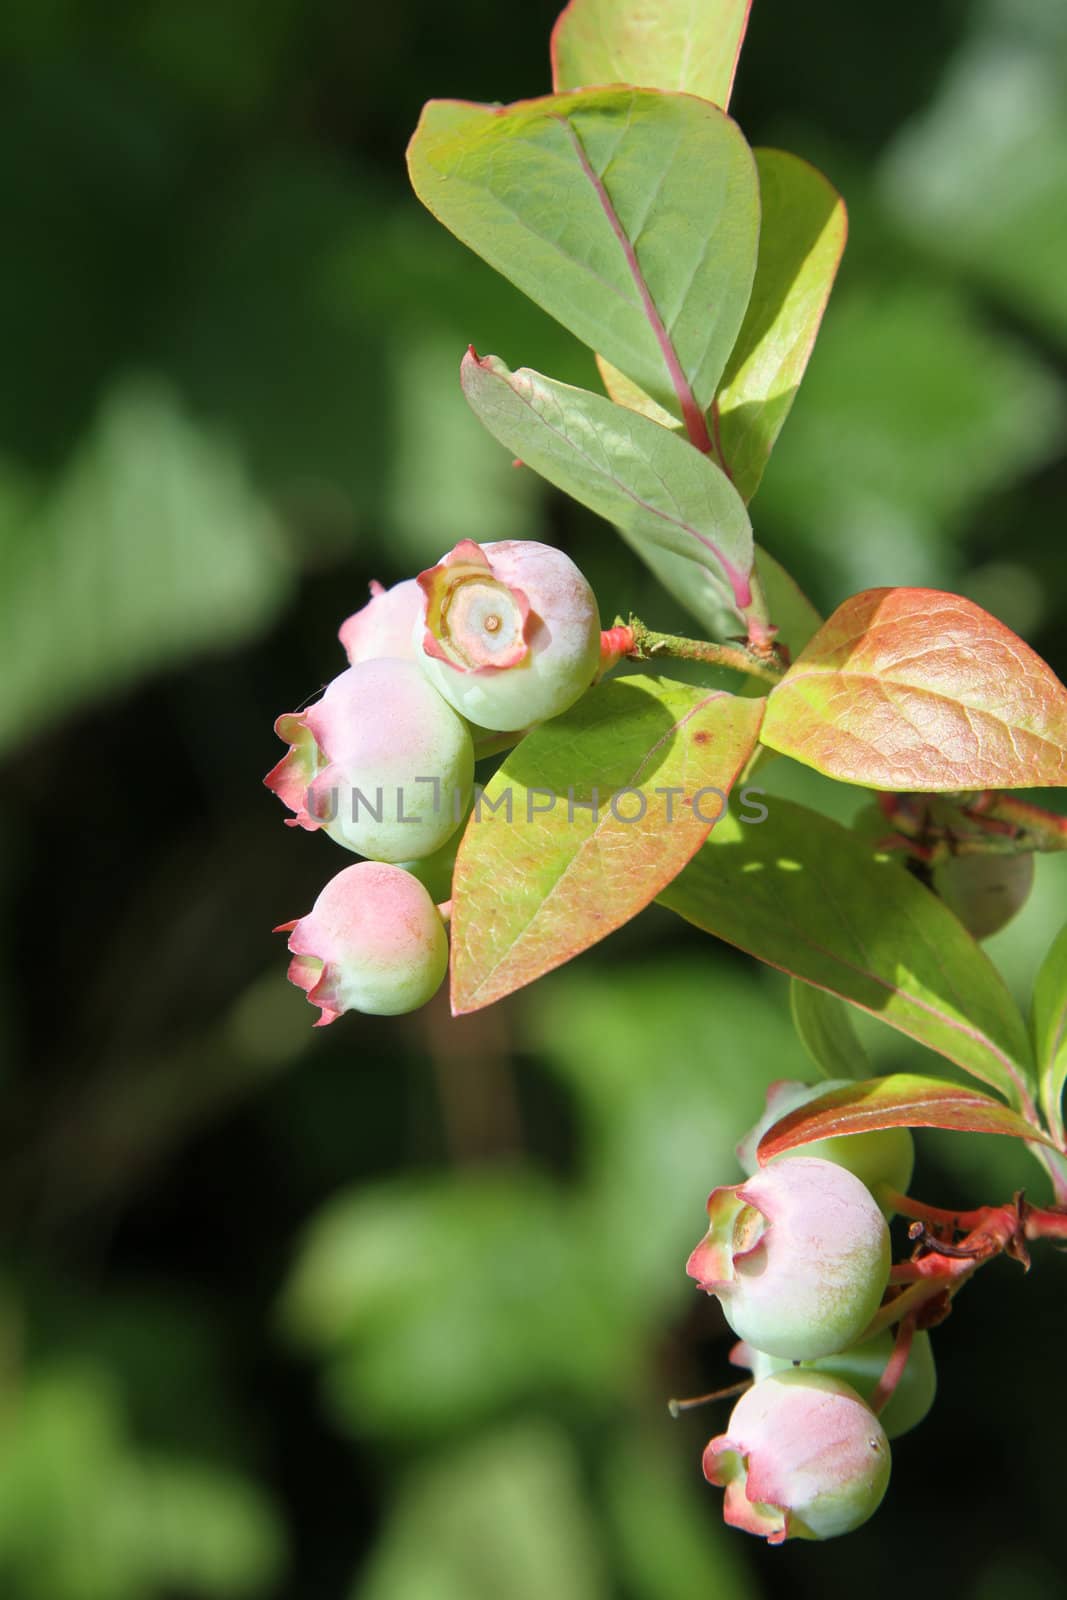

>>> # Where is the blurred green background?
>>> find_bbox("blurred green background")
[2,0,1067,1596]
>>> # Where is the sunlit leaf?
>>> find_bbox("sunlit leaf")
[715,149,847,501]
[658,799,1035,1104]
[759,588,1067,790]
[451,678,764,1012]
[551,0,752,109]
[1033,921,1067,1144]
[461,352,754,617]
[757,1073,1051,1162]
[407,89,759,431]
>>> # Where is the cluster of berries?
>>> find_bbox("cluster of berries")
[265,539,602,1021]
[687,1080,935,1543]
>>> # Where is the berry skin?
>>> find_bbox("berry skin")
[339,579,421,665]
[414,539,601,731]
[737,1079,914,1214]
[279,861,448,1021]
[265,658,474,863]
[686,1157,891,1360]
[932,851,1035,941]
[704,1371,891,1543]
[733,1327,936,1440]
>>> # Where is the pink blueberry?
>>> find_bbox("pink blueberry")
[339,578,422,665]
[704,1370,891,1542]
[414,539,601,731]
[265,658,474,862]
[687,1156,890,1360]
[278,861,448,1021]
[731,1326,936,1440]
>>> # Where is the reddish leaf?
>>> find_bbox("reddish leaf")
[760,588,1067,790]
[757,1073,1053,1164]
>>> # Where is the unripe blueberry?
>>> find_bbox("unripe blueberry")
[737,1079,914,1213]
[265,659,474,862]
[279,861,448,1021]
[687,1157,890,1360]
[414,538,601,731]
[734,1327,936,1440]
[339,578,421,665]
[931,851,1035,941]
[704,1371,891,1543]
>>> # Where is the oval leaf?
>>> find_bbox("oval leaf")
[1033,921,1067,1145]
[450,678,764,1013]
[760,588,1067,789]
[658,798,1035,1105]
[757,1074,1052,1163]
[407,88,759,432]
[552,0,752,109]
[462,352,754,616]
[715,149,847,502]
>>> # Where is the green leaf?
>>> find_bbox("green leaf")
[1033,922,1067,1144]
[407,89,759,432]
[551,0,752,109]
[715,149,847,502]
[790,979,870,1081]
[461,352,755,617]
[0,379,290,756]
[759,588,1067,790]
[658,798,1035,1104]
[757,1074,1051,1163]
[451,677,764,1012]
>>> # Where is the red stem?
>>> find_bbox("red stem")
[869,1316,915,1416]
[600,624,635,672]
[878,1189,991,1231]
[1023,1204,1067,1241]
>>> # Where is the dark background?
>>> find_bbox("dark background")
[2,1,1066,1596]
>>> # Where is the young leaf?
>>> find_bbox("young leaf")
[1033,922,1067,1145]
[658,798,1035,1105]
[551,0,752,110]
[759,588,1067,790]
[757,1074,1052,1163]
[715,149,847,502]
[407,89,759,438]
[450,678,764,1013]
[462,352,754,616]
[790,979,871,1082]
